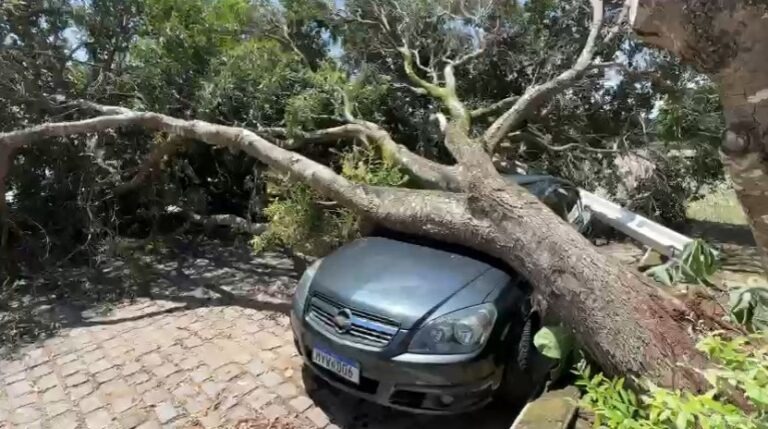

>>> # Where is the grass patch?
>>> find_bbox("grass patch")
[686,186,748,225]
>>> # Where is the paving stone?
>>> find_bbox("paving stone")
[253,332,283,351]
[42,386,68,402]
[82,350,106,365]
[88,359,113,374]
[122,362,142,376]
[197,410,221,429]
[224,405,252,422]
[65,372,89,387]
[55,353,78,366]
[200,382,224,398]
[1,360,25,376]
[162,371,187,389]
[275,382,298,399]
[108,391,137,414]
[256,350,277,364]
[11,406,41,424]
[213,364,243,382]
[288,396,313,413]
[182,395,211,415]
[304,406,330,428]
[258,371,283,388]
[11,392,38,407]
[230,375,258,396]
[182,337,203,349]
[262,404,288,420]
[245,360,266,376]
[79,393,104,414]
[140,353,164,368]
[85,408,113,429]
[172,383,197,399]
[177,357,199,370]
[29,364,53,379]
[511,386,582,429]
[127,371,152,387]
[96,367,120,383]
[34,374,57,393]
[5,370,29,384]
[161,345,185,362]
[143,388,171,405]
[104,345,130,360]
[45,400,71,418]
[245,388,276,410]
[118,408,151,429]
[133,343,159,357]
[135,380,157,394]
[47,411,79,429]
[6,380,33,397]
[151,363,178,378]
[189,366,211,383]
[154,401,179,424]
[26,350,52,366]
[69,382,95,401]
[60,361,85,377]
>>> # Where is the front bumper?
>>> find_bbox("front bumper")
[291,311,504,414]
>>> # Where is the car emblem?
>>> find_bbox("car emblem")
[333,309,353,333]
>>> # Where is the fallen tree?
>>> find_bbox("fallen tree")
[3,0,754,391]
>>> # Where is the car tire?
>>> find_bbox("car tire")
[497,312,549,407]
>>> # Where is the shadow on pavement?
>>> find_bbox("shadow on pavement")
[1,237,297,356]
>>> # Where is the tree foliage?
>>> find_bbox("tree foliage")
[0,0,725,275]
[577,333,768,429]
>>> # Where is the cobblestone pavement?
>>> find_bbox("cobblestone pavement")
[1,246,516,429]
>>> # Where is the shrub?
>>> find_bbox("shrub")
[576,333,768,429]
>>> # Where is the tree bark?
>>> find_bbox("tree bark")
[631,0,768,271]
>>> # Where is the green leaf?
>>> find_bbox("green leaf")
[645,264,674,286]
[675,411,690,429]
[533,325,574,360]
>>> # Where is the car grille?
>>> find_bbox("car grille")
[306,294,399,348]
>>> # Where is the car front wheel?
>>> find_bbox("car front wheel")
[496,312,552,407]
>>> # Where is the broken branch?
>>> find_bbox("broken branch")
[483,0,605,151]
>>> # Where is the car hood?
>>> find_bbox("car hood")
[310,237,494,329]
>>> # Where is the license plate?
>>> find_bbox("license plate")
[311,348,360,384]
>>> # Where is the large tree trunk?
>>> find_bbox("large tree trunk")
[631,0,768,271]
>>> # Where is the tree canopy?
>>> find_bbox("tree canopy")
[0,0,725,271]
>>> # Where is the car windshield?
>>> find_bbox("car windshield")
[365,226,511,272]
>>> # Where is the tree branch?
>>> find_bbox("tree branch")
[397,47,470,130]
[483,0,605,152]
[186,212,267,235]
[469,95,521,119]
[256,123,461,191]
[0,107,377,212]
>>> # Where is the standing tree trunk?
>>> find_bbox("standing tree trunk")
[631,0,768,271]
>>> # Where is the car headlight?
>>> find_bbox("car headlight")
[292,258,322,316]
[408,303,497,354]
